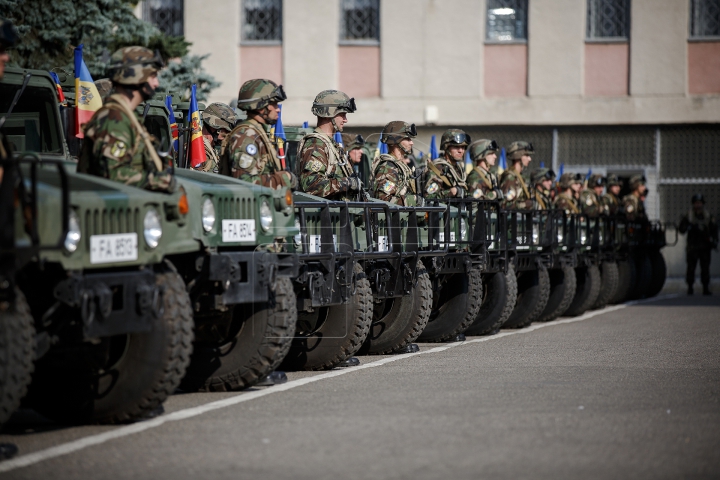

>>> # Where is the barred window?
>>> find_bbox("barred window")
[586,0,630,40]
[340,0,380,45]
[486,0,528,42]
[241,0,282,44]
[142,0,184,36]
[690,0,720,38]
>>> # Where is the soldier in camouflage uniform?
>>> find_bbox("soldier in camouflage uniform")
[196,103,236,174]
[499,141,534,210]
[553,173,582,214]
[372,121,422,206]
[580,173,607,217]
[78,46,176,193]
[602,174,622,215]
[679,193,718,295]
[342,133,365,176]
[530,168,555,210]
[466,139,502,201]
[219,79,295,189]
[424,129,471,200]
[297,90,361,200]
[622,175,647,221]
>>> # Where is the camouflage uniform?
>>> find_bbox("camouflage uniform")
[622,175,646,221]
[372,121,421,206]
[553,173,581,214]
[220,79,294,189]
[342,133,365,175]
[580,174,606,217]
[679,194,718,294]
[197,102,236,174]
[78,47,175,193]
[424,129,470,200]
[530,168,554,210]
[298,90,361,200]
[466,139,502,201]
[601,174,621,215]
[499,141,534,210]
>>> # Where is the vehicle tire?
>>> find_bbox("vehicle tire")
[361,260,432,354]
[503,263,550,329]
[564,265,601,317]
[537,265,577,322]
[465,265,518,335]
[592,261,619,310]
[25,267,194,424]
[418,266,483,342]
[281,263,372,371]
[180,277,297,392]
[645,250,667,298]
[611,258,636,304]
[629,251,653,300]
[0,289,35,426]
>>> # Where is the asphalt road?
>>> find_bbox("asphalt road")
[1,294,719,480]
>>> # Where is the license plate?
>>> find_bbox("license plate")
[222,219,256,242]
[378,235,389,252]
[309,234,337,253]
[90,233,138,264]
[439,232,456,247]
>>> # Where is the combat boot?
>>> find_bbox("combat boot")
[687,285,694,295]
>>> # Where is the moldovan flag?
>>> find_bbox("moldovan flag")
[165,95,179,153]
[48,72,66,105]
[73,44,102,138]
[188,84,206,168]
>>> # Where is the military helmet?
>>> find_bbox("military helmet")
[0,18,18,48]
[381,121,417,145]
[531,168,556,186]
[558,172,583,189]
[311,90,356,118]
[202,102,237,132]
[342,133,365,151]
[468,139,498,163]
[606,174,622,187]
[236,79,286,112]
[507,141,534,161]
[440,129,471,151]
[588,173,606,187]
[107,46,164,86]
[628,174,646,191]
[94,78,113,101]
[691,193,705,204]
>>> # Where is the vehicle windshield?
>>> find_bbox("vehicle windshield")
[0,83,64,155]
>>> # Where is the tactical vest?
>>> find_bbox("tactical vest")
[430,158,467,188]
[374,153,417,195]
[555,192,580,214]
[222,119,282,173]
[298,131,353,178]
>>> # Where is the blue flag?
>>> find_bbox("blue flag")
[586,168,592,179]
[380,142,388,154]
[540,161,545,168]
[429,135,438,160]
[302,121,309,128]
[558,162,564,176]
[334,131,343,147]
[500,148,507,170]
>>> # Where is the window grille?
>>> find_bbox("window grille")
[586,0,630,40]
[690,0,720,38]
[340,0,380,44]
[241,0,282,43]
[660,126,720,179]
[660,184,720,223]
[142,0,184,37]
[557,127,655,166]
[486,0,528,42]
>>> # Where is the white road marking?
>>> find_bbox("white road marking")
[0,294,681,473]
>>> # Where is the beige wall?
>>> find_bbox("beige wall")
[239,46,283,86]
[630,0,687,96]
[380,0,426,98]
[339,46,380,98]
[688,42,720,94]
[585,43,629,96]
[528,0,585,97]
[185,0,239,105]
[485,45,527,97]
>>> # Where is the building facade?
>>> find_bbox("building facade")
[138,0,720,277]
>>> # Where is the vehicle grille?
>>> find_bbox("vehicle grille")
[84,207,140,236]
[218,197,256,219]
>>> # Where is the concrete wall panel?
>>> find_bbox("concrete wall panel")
[585,43,629,96]
[688,42,720,94]
[380,0,427,98]
[339,46,380,98]
[484,44,527,97]
[240,46,283,86]
[630,0,687,96]
[528,0,585,97]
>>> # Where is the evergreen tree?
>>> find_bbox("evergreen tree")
[0,0,219,100]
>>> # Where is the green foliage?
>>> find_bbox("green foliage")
[1,0,219,100]
[157,54,220,103]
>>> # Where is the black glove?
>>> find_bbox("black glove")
[347,176,363,192]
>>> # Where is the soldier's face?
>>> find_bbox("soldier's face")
[400,137,413,152]
[521,154,532,167]
[571,183,581,193]
[693,200,704,212]
[0,47,9,79]
[594,186,604,195]
[610,185,620,195]
[333,113,348,131]
[485,152,497,166]
[265,102,280,123]
[217,130,229,142]
[447,145,465,161]
[542,179,553,191]
[348,148,363,164]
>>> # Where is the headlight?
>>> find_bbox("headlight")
[260,200,273,232]
[581,231,588,245]
[64,210,81,253]
[202,198,215,233]
[143,208,162,249]
[532,223,539,245]
[557,228,564,243]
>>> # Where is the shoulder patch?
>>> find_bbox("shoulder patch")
[506,188,517,201]
[426,182,439,194]
[381,180,396,194]
[473,188,483,199]
[305,159,324,173]
[110,141,127,158]
[239,153,254,169]
[246,144,257,155]
[626,205,634,212]
[585,196,593,206]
